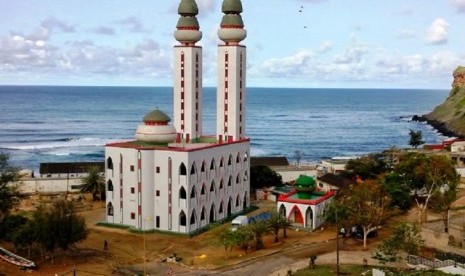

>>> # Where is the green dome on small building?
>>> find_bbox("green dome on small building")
[143,109,171,123]
[294,175,316,193]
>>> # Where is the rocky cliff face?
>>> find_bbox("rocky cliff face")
[422,66,465,137]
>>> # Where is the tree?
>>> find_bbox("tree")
[247,220,270,250]
[394,153,459,224]
[343,155,386,180]
[250,165,283,191]
[0,153,21,222]
[341,179,392,249]
[219,230,237,257]
[409,129,424,149]
[382,172,412,211]
[218,227,253,257]
[80,166,105,201]
[267,211,283,242]
[372,223,423,264]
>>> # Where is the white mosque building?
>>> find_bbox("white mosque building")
[104,0,250,234]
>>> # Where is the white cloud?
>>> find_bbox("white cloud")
[92,26,115,36]
[258,50,314,77]
[116,16,148,33]
[319,41,333,53]
[451,0,465,12]
[41,17,75,33]
[396,29,417,39]
[333,44,367,64]
[426,18,449,45]
[197,0,217,17]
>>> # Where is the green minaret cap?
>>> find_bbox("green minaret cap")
[222,0,243,14]
[220,14,244,28]
[176,17,200,29]
[178,0,199,16]
[143,109,171,122]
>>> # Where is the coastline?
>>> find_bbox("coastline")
[411,115,464,139]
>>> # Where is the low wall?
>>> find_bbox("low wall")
[17,177,84,194]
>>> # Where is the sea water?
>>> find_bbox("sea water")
[0,86,449,170]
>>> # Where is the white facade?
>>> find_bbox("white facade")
[105,141,249,233]
[277,197,332,230]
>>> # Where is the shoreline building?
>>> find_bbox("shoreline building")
[104,0,250,234]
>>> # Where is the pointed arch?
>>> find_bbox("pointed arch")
[219,179,224,189]
[190,186,197,199]
[179,163,187,176]
[106,157,113,170]
[244,151,248,162]
[210,203,216,222]
[227,197,232,216]
[210,158,216,170]
[200,184,206,195]
[210,180,216,193]
[190,162,197,175]
[107,179,114,192]
[219,201,224,215]
[200,207,206,221]
[305,207,313,229]
[243,192,247,209]
[190,210,197,225]
[220,157,225,168]
[228,176,232,186]
[179,210,186,226]
[289,205,304,225]
[228,154,233,166]
[107,202,114,216]
[235,194,240,207]
[236,153,241,164]
[279,204,286,219]
[201,161,206,172]
[243,171,248,181]
[236,174,240,185]
[179,186,187,199]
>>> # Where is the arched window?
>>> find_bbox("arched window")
[228,176,232,186]
[219,179,224,189]
[210,159,215,170]
[220,157,224,168]
[236,174,240,185]
[219,201,224,214]
[107,179,114,191]
[180,211,186,226]
[200,207,206,221]
[210,181,216,192]
[190,187,197,199]
[201,185,206,195]
[236,154,240,164]
[179,187,187,199]
[243,171,248,181]
[201,161,206,172]
[107,202,114,216]
[236,194,240,207]
[244,151,248,162]
[190,162,196,175]
[179,163,187,176]
[107,157,113,170]
[228,154,233,166]
[190,211,197,225]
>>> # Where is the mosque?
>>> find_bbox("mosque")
[104,0,250,234]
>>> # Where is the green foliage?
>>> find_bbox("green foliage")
[372,223,423,264]
[250,165,283,190]
[0,153,21,221]
[382,173,412,211]
[218,227,253,256]
[80,166,105,201]
[0,214,28,241]
[409,129,424,149]
[247,220,270,250]
[344,155,386,180]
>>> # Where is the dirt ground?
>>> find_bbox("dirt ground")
[0,193,460,276]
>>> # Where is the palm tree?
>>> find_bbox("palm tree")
[280,217,292,239]
[267,211,282,242]
[80,166,105,201]
[248,220,270,250]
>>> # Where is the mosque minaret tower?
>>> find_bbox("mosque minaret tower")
[217,0,247,142]
[104,0,250,234]
[173,0,203,143]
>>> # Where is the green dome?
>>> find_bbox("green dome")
[178,0,199,16]
[176,17,200,29]
[143,109,171,122]
[454,66,465,76]
[222,0,243,14]
[220,14,244,28]
[294,175,316,193]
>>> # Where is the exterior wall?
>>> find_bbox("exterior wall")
[173,46,203,141]
[277,197,332,230]
[319,160,348,174]
[217,45,246,142]
[275,168,317,184]
[105,140,250,234]
[451,141,465,152]
[16,177,84,194]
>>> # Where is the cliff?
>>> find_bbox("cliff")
[414,66,465,138]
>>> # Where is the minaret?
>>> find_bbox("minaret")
[173,0,203,143]
[217,0,247,143]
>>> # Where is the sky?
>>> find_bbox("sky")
[0,0,464,89]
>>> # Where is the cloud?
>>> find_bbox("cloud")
[254,50,315,77]
[116,16,148,33]
[197,0,217,17]
[333,44,367,64]
[41,17,75,33]
[426,18,449,45]
[396,29,417,39]
[451,0,465,12]
[319,41,333,53]
[92,26,115,36]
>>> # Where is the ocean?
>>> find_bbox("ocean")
[0,86,449,171]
